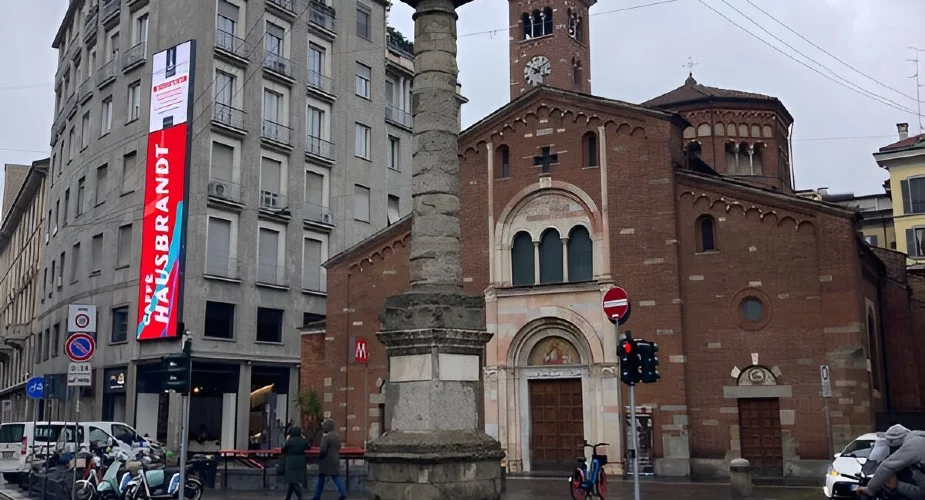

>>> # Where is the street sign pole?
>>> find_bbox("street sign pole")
[73,385,80,493]
[629,380,640,500]
[178,335,192,498]
[820,365,833,457]
[603,286,638,500]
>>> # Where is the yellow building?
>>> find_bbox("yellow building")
[794,187,896,250]
[874,123,925,268]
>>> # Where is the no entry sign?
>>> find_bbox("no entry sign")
[65,333,96,362]
[603,286,631,325]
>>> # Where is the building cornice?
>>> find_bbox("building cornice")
[0,159,49,255]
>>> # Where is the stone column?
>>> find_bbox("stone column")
[561,237,569,282]
[366,0,504,498]
[533,241,540,283]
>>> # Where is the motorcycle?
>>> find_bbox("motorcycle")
[92,449,135,500]
[123,454,204,500]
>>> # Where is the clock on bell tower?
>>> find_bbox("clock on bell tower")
[509,0,596,101]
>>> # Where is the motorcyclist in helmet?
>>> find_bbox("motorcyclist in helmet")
[857,425,925,499]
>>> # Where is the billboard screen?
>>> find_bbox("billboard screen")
[136,41,194,341]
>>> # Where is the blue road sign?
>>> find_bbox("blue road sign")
[26,376,44,399]
[65,333,96,362]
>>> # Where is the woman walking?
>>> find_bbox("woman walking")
[280,426,309,500]
[313,419,347,500]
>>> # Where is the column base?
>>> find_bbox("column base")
[367,430,504,500]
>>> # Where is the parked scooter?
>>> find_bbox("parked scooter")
[123,454,204,500]
[92,449,134,500]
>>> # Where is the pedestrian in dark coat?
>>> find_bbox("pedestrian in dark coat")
[281,426,309,500]
[312,419,347,500]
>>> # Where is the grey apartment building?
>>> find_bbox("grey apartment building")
[34,0,418,451]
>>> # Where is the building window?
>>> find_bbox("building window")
[866,309,881,391]
[76,177,85,216]
[257,227,282,284]
[111,307,128,343]
[900,177,925,215]
[204,301,235,339]
[256,307,284,343]
[259,157,283,209]
[101,96,113,135]
[122,151,136,193]
[355,62,371,98]
[127,81,141,122]
[210,141,234,183]
[95,165,107,205]
[217,0,239,46]
[687,141,703,164]
[262,89,283,125]
[108,31,120,62]
[63,189,70,225]
[354,184,370,222]
[696,215,716,252]
[80,112,90,149]
[134,13,148,48]
[497,145,510,178]
[356,5,371,39]
[206,216,234,277]
[58,251,65,286]
[52,324,60,357]
[906,227,925,257]
[91,233,103,274]
[522,7,553,39]
[739,297,765,324]
[511,231,534,286]
[355,123,371,159]
[582,132,597,167]
[215,70,235,107]
[567,8,583,42]
[572,58,583,87]
[388,136,400,170]
[567,226,593,282]
[387,195,400,225]
[265,21,285,56]
[863,234,878,246]
[117,223,132,268]
[302,237,324,292]
[305,170,324,207]
[68,128,76,162]
[308,43,326,84]
[539,228,563,284]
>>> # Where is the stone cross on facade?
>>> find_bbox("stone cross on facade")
[365,0,504,498]
[533,146,559,174]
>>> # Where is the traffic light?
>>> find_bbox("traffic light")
[164,338,192,394]
[619,334,640,386]
[638,341,660,384]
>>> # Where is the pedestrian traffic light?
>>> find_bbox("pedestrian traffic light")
[638,341,660,384]
[164,338,192,394]
[619,334,640,386]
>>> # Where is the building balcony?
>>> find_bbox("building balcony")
[385,103,412,130]
[305,134,334,162]
[212,102,246,134]
[266,0,296,17]
[64,93,78,120]
[261,119,293,149]
[215,29,249,64]
[387,33,414,60]
[257,263,288,288]
[122,42,146,72]
[84,6,99,44]
[306,70,335,98]
[205,255,240,282]
[96,59,117,88]
[263,51,294,82]
[78,77,93,104]
[259,190,288,212]
[303,202,335,229]
[308,1,336,37]
[207,178,244,206]
[301,269,327,294]
[102,0,121,27]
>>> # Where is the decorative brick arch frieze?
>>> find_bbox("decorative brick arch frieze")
[506,310,605,367]
[347,233,411,275]
[678,191,816,233]
[495,181,601,285]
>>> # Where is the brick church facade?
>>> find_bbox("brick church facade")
[301,0,925,478]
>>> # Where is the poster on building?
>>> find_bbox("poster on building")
[136,40,195,341]
[624,405,655,476]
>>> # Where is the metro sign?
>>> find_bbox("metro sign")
[353,337,369,364]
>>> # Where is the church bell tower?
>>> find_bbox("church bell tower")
[509,0,596,101]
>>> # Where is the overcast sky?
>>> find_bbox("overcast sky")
[2,0,923,203]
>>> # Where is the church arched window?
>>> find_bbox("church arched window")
[696,215,716,252]
[539,228,563,283]
[687,141,702,163]
[567,226,593,282]
[511,231,535,286]
[531,10,544,37]
[522,13,532,39]
[543,7,553,36]
[497,145,510,178]
[582,131,597,167]
[572,58,583,87]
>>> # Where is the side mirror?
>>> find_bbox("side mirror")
[833,453,841,459]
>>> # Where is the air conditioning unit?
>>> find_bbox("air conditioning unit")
[208,181,229,199]
[55,276,62,288]
[320,212,334,225]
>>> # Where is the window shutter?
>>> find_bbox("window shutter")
[211,142,234,182]
[901,179,911,214]
[218,0,239,21]
[907,228,918,257]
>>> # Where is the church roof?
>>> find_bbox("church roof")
[643,74,781,109]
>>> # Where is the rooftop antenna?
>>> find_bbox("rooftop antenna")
[908,47,924,133]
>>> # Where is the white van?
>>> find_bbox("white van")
[0,421,151,482]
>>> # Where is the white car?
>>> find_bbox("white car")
[824,433,879,498]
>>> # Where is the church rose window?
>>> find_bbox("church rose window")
[739,297,764,324]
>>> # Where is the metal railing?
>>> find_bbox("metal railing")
[303,202,334,226]
[259,190,288,211]
[386,33,414,59]
[102,0,121,23]
[205,255,240,280]
[261,119,292,146]
[96,58,116,87]
[305,134,334,160]
[385,103,413,129]
[257,263,288,287]
[263,51,293,78]
[122,42,146,70]
[215,29,249,58]
[78,78,93,103]
[84,6,99,43]
[212,102,245,130]
[306,69,334,95]
[302,269,327,293]
[308,1,336,32]
[267,0,296,13]
[207,178,243,203]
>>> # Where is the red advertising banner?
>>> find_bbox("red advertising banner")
[135,123,189,340]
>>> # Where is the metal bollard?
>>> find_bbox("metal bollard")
[729,458,753,499]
